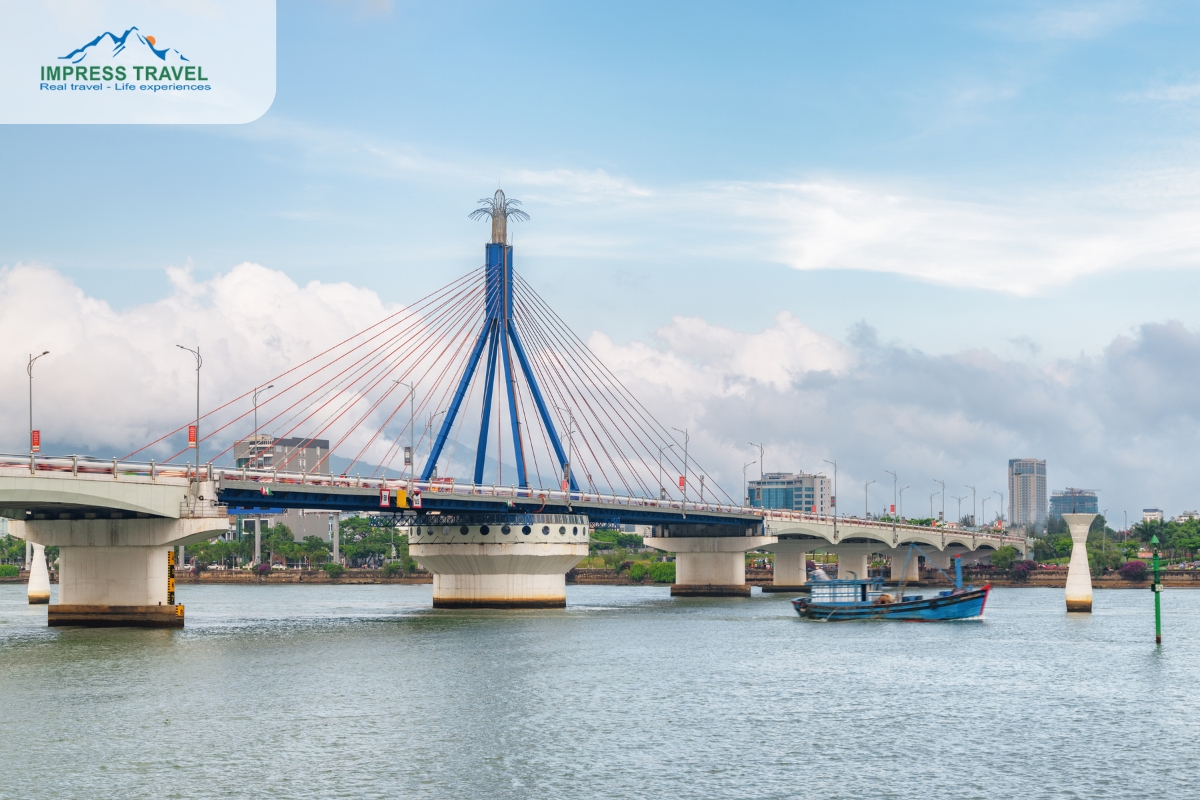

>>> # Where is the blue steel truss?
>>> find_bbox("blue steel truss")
[421,242,578,490]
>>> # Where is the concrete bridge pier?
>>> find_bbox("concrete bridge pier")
[409,515,589,608]
[27,542,50,604]
[645,523,773,597]
[831,544,877,580]
[887,548,921,582]
[1063,513,1097,613]
[760,537,817,592]
[15,513,226,627]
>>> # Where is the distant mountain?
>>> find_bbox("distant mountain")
[60,26,189,65]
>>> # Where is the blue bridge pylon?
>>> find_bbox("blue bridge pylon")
[420,190,578,491]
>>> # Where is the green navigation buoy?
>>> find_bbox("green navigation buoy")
[1151,534,1163,645]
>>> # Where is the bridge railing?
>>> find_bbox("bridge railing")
[1,453,1025,545]
[0,453,196,483]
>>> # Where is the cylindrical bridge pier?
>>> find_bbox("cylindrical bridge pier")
[408,514,589,608]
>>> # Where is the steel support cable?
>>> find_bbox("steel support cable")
[375,300,493,477]
[167,273,484,465]
[253,279,484,469]
[517,310,645,497]
[515,309,642,496]
[514,297,653,498]
[513,276,684,492]
[439,350,482,481]
[514,366,547,489]
[359,295,488,477]
[512,290,648,496]
[510,308,619,494]
[513,273,690,477]
[522,280,735,505]
[265,277,484,461]
[512,281,662,492]
[124,267,483,461]
[199,279,484,468]
[515,275,735,503]
[299,290,486,474]
[317,295,484,476]
[506,314,597,491]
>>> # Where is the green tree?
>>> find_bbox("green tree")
[991,545,1019,572]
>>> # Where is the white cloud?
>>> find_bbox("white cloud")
[3,263,1199,516]
[0,262,394,457]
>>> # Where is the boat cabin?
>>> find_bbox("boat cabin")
[810,578,887,605]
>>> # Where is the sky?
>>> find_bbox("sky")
[3,0,1200,524]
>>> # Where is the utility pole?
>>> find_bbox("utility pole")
[27,351,49,457]
[966,485,976,528]
[864,479,875,520]
[177,345,202,471]
[743,460,756,507]
[673,427,690,503]
[748,442,764,481]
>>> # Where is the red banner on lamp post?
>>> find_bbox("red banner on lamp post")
[187,425,197,449]
[30,430,40,453]
[678,475,685,489]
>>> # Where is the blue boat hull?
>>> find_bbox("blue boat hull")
[792,585,991,621]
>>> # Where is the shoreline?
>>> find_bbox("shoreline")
[4,569,1199,589]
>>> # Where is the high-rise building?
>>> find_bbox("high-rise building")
[747,472,831,514]
[1143,508,1164,523]
[234,436,332,474]
[1049,488,1098,519]
[1008,458,1047,530]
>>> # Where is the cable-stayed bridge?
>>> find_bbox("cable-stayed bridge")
[0,191,1029,624]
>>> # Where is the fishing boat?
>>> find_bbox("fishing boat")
[791,547,990,622]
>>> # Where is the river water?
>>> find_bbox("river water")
[0,583,1196,799]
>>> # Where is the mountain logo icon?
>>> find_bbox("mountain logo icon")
[60,26,189,65]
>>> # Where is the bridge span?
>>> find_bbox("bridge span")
[2,454,1030,619]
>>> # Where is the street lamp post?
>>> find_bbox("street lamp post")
[397,381,415,478]
[864,479,875,520]
[982,496,989,527]
[673,427,690,503]
[885,470,897,541]
[935,479,945,525]
[966,485,976,528]
[952,495,966,526]
[177,345,202,472]
[898,486,910,520]
[556,405,576,492]
[823,459,837,541]
[252,384,274,466]
[995,491,1004,529]
[27,351,49,457]
[657,443,675,500]
[748,442,764,481]
[743,460,756,507]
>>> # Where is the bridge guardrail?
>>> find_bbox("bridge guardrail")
[1,453,1025,546]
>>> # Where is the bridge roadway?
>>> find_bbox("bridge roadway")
[1,455,1031,613]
